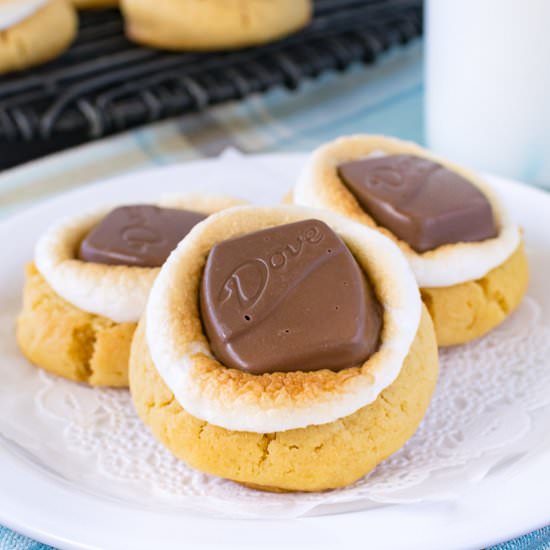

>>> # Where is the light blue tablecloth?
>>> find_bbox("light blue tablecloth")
[0,42,548,550]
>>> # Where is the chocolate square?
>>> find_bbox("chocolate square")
[338,155,498,252]
[79,205,207,267]
[200,219,382,374]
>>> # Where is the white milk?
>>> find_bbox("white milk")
[425,0,550,188]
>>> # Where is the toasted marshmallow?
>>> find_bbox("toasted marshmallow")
[0,0,48,30]
[294,135,521,288]
[34,194,245,323]
[145,205,422,433]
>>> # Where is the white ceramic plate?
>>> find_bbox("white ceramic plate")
[1,152,549,550]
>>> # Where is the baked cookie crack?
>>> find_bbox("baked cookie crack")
[257,433,276,465]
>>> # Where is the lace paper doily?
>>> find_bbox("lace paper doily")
[0,293,537,517]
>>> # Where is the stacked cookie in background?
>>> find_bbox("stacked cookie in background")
[121,0,312,51]
[0,0,313,75]
[16,134,529,492]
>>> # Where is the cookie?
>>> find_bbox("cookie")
[293,135,528,346]
[421,242,528,346]
[17,194,244,387]
[0,0,77,75]
[120,0,312,51]
[17,263,134,386]
[130,306,438,492]
[129,205,439,490]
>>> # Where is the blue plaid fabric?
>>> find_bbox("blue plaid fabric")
[0,42,548,549]
[489,528,550,550]
[1,524,549,550]
[0,527,53,550]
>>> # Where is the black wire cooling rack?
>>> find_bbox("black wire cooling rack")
[0,0,422,170]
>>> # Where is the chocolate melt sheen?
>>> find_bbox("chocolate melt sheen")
[337,154,498,253]
[200,219,382,375]
[78,205,207,267]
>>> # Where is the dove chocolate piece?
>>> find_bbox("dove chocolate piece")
[79,205,207,267]
[338,155,498,253]
[200,219,382,374]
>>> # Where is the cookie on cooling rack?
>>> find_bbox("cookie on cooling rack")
[0,0,77,75]
[291,135,529,346]
[17,194,244,387]
[120,0,312,51]
[129,205,438,491]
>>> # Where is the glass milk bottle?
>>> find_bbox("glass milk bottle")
[425,0,550,188]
